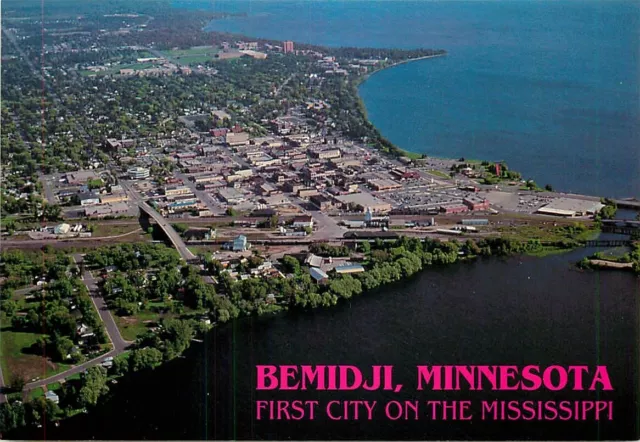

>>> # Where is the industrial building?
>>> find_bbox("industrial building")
[335,192,392,213]
[368,179,402,191]
[536,198,605,217]
[225,132,250,146]
[463,197,490,211]
[218,187,246,205]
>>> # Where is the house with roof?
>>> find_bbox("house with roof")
[309,267,329,284]
[45,390,60,404]
[304,253,324,268]
[79,192,100,207]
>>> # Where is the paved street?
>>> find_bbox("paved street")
[310,210,347,240]
[73,254,130,353]
[173,170,225,216]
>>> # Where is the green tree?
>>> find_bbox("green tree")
[162,318,194,360]
[43,204,62,221]
[52,335,75,361]
[598,203,617,220]
[281,256,301,275]
[78,366,109,407]
[9,370,27,392]
[30,396,62,422]
[0,402,26,433]
[129,347,164,372]
[1,300,18,318]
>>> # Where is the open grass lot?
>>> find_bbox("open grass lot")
[136,50,156,58]
[496,223,599,244]
[113,306,177,341]
[162,46,218,57]
[426,169,451,180]
[29,387,44,400]
[172,55,216,64]
[112,301,207,341]
[161,46,219,64]
[0,325,73,385]
[91,224,142,238]
[46,381,62,391]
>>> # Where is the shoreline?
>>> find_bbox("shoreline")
[359,52,447,83]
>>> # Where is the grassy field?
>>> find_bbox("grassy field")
[162,46,218,57]
[91,224,141,238]
[426,169,452,180]
[161,46,219,65]
[136,50,156,58]
[113,306,176,341]
[29,387,44,400]
[172,55,215,65]
[0,326,73,384]
[112,300,208,341]
[47,381,62,391]
[496,223,599,244]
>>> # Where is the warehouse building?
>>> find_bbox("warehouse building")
[536,198,605,217]
[335,192,392,213]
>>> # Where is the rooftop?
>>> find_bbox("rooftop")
[539,198,605,215]
[310,267,329,281]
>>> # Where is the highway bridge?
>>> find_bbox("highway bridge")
[612,199,640,210]
[138,202,197,262]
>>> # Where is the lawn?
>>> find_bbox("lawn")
[136,50,156,58]
[46,381,62,391]
[29,387,44,400]
[162,46,218,57]
[172,55,216,65]
[113,307,174,341]
[0,326,73,385]
[91,224,141,238]
[161,46,219,65]
[496,223,599,245]
[426,169,451,180]
[112,301,208,341]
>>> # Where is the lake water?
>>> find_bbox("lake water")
[13,248,639,440]
[182,0,640,198]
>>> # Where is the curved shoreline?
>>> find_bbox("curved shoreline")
[359,52,447,83]
[354,53,446,160]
